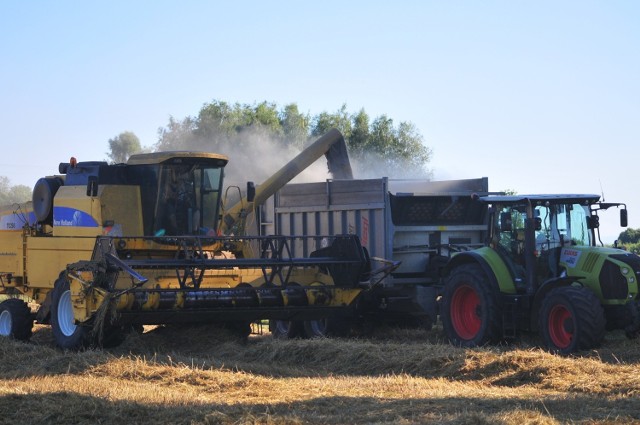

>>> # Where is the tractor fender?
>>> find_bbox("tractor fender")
[529,276,584,332]
[443,248,517,295]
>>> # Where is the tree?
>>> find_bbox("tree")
[153,99,433,180]
[253,102,283,136]
[157,116,199,151]
[106,131,143,164]
[280,103,309,149]
[618,228,640,244]
[349,109,370,157]
[0,176,32,206]
[310,104,352,139]
[354,115,431,178]
[616,228,640,254]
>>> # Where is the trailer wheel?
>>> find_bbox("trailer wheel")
[0,299,33,341]
[304,317,351,338]
[441,264,501,347]
[51,276,91,350]
[269,320,305,339]
[539,286,605,354]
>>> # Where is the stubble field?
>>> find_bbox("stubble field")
[0,323,639,425]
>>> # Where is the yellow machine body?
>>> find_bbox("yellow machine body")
[0,131,369,349]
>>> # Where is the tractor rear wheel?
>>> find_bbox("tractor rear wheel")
[51,276,91,350]
[539,286,605,354]
[441,264,502,347]
[0,299,33,341]
[269,320,305,339]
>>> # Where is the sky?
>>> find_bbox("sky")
[1,1,638,243]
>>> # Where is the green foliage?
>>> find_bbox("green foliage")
[0,176,32,206]
[106,131,144,164]
[350,115,431,177]
[620,242,640,254]
[349,108,370,157]
[280,103,309,149]
[618,228,640,244]
[153,99,432,179]
[156,116,198,151]
[159,101,302,152]
[615,228,640,252]
[311,104,353,139]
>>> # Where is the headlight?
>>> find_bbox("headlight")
[622,267,630,275]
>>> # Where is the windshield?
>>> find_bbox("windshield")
[153,164,223,236]
[535,203,591,249]
[125,160,225,236]
[493,202,592,264]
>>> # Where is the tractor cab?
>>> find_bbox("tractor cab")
[480,194,629,292]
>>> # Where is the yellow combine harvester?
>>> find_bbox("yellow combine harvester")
[0,130,377,349]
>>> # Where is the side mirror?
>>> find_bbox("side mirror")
[621,209,628,227]
[587,215,600,229]
[58,163,70,174]
[246,181,256,203]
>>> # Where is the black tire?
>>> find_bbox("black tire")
[304,317,351,338]
[224,321,252,339]
[51,276,91,350]
[100,326,128,348]
[539,286,605,354]
[441,264,502,347]
[0,298,33,341]
[269,320,305,339]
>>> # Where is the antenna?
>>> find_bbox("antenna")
[599,179,605,202]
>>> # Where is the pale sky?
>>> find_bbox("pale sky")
[1,1,638,242]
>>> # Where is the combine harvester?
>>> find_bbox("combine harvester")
[0,130,388,349]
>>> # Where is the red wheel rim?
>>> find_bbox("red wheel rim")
[548,304,573,349]
[450,284,481,340]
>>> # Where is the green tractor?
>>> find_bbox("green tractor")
[441,194,637,354]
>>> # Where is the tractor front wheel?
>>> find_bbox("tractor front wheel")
[0,298,33,341]
[441,264,502,347]
[539,286,605,354]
